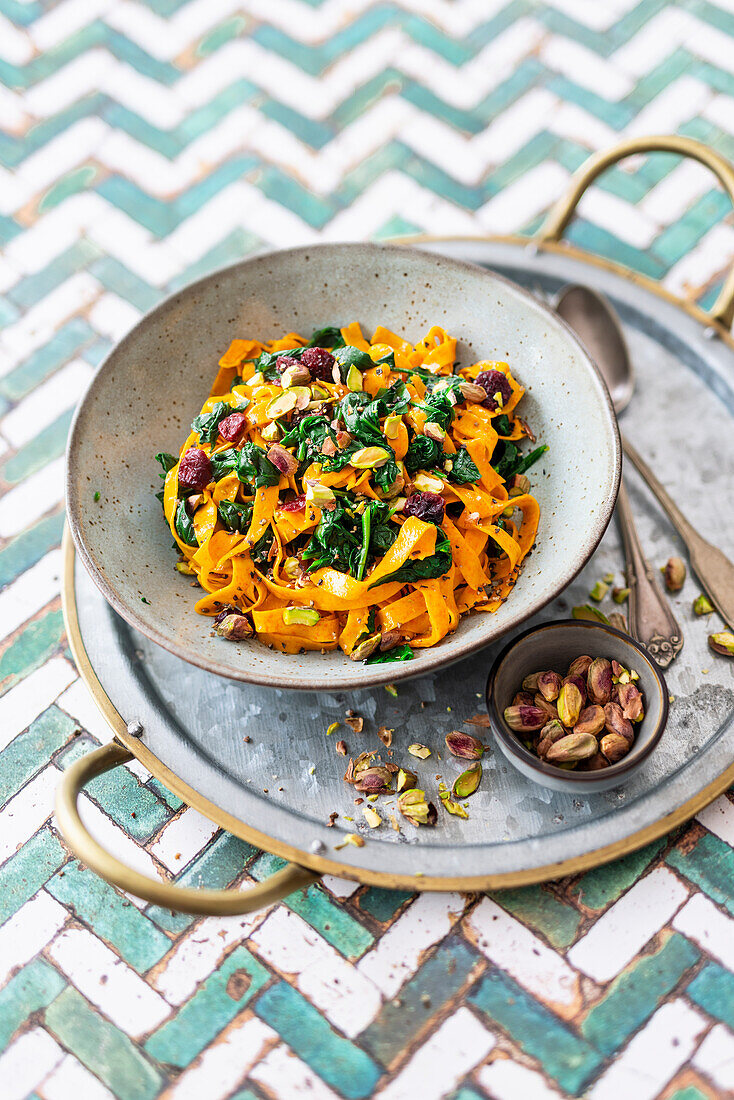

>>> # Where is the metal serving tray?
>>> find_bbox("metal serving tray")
[60,136,734,909]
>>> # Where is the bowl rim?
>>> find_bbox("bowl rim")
[66,240,622,690]
[485,618,669,783]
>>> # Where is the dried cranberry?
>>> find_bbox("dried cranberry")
[214,603,239,626]
[280,493,306,513]
[218,412,247,442]
[475,369,512,411]
[404,491,445,524]
[178,448,211,491]
[275,354,298,374]
[301,347,336,382]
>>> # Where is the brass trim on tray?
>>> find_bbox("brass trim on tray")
[61,526,734,902]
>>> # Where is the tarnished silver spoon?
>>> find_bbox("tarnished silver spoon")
[556,284,684,667]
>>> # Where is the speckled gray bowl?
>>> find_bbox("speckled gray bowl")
[486,620,669,792]
[66,242,621,690]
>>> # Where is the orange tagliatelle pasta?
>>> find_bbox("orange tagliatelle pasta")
[157,323,545,664]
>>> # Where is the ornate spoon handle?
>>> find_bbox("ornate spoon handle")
[616,479,684,667]
[623,437,734,628]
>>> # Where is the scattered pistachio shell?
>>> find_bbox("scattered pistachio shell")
[438,783,468,818]
[326,721,339,736]
[452,762,482,799]
[662,556,686,592]
[612,586,629,604]
[385,684,397,697]
[709,631,734,656]
[336,740,347,756]
[363,806,382,828]
[345,714,364,733]
[693,594,714,616]
[378,726,393,748]
[408,743,431,759]
[175,561,196,575]
[589,580,609,602]
[608,612,628,632]
[603,572,615,584]
[283,606,319,627]
[353,766,392,793]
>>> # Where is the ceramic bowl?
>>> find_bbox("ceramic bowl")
[486,620,669,792]
[66,242,621,691]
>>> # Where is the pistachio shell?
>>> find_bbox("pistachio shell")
[353,766,392,793]
[556,682,583,727]
[537,670,562,702]
[600,731,630,763]
[587,657,613,705]
[546,732,598,763]
[444,731,484,760]
[603,701,634,742]
[408,743,431,759]
[574,704,606,737]
[503,705,546,733]
[398,788,437,826]
[396,767,417,792]
[567,655,593,678]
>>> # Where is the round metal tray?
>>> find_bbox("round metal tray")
[63,263,734,894]
[60,137,734,906]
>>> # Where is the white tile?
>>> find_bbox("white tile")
[249,1042,341,1100]
[162,1014,277,1100]
[88,293,141,343]
[0,358,92,448]
[47,926,172,1038]
[0,891,67,984]
[588,999,707,1100]
[0,456,66,537]
[673,894,734,970]
[379,1007,494,1099]
[465,897,580,1013]
[0,766,60,868]
[251,907,382,1037]
[56,678,114,743]
[0,655,75,750]
[149,808,219,872]
[567,867,688,982]
[693,1024,734,1092]
[477,1058,564,1100]
[0,1027,65,1100]
[0,512,59,595]
[320,874,360,899]
[357,893,465,998]
[75,795,163,896]
[39,1054,115,1100]
[696,794,734,845]
[151,908,271,1006]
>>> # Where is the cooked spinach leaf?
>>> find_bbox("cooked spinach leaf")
[174,500,198,547]
[494,441,548,480]
[155,451,177,475]
[191,401,231,446]
[209,448,240,481]
[252,346,304,381]
[493,413,512,436]
[332,344,373,380]
[448,447,480,485]
[303,500,363,575]
[415,388,456,432]
[217,500,252,533]
[366,643,414,664]
[236,442,280,490]
[308,326,346,349]
[281,414,334,469]
[371,527,452,587]
[404,434,442,475]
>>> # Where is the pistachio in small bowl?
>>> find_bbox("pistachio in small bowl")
[486,620,669,793]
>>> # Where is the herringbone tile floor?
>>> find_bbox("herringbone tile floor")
[1,2,734,1097]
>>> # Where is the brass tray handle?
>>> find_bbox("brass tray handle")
[56,740,319,915]
[537,134,734,331]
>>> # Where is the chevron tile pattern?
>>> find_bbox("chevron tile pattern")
[2,1,734,1097]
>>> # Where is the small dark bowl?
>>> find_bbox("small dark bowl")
[486,620,669,792]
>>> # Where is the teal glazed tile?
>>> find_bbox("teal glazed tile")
[0,703,74,804]
[145,945,270,1066]
[0,957,66,1049]
[255,982,382,1099]
[0,612,65,698]
[0,828,67,927]
[469,969,602,1093]
[146,833,258,933]
[571,840,665,910]
[251,853,374,957]
[357,886,414,923]
[667,833,734,915]
[38,166,98,213]
[362,936,483,1067]
[687,961,734,1030]
[197,15,247,58]
[1,409,73,485]
[492,885,582,950]
[46,988,164,1100]
[0,319,93,402]
[581,933,699,1054]
[46,863,171,972]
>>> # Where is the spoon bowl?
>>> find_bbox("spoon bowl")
[556,285,634,415]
